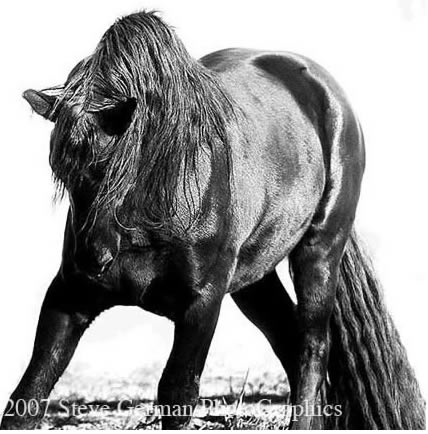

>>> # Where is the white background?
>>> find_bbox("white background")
[0,0,427,410]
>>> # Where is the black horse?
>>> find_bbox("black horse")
[1,12,424,429]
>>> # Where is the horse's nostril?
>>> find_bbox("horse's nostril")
[98,249,114,274]
[74,244,116,278]
[97,248,114,274]
[98,248,114,266]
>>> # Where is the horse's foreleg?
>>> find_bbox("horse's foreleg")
[289,240,344,430]
[158,290,223,429]
[231,270,299,393]
[0,274,105,429]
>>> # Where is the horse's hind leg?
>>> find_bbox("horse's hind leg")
[231,271,299,393]
[288,156,361,430]
[0,274,109,429]
[289,230,349,430]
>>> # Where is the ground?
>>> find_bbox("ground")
[41,365,291,430]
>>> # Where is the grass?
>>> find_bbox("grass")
[40,366,291,429]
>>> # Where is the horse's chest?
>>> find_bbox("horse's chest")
[138,275,197,320]
[115,244,202,320]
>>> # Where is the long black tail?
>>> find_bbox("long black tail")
[327,230,425,429]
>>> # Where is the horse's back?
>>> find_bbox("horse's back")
[200,49,365,290]
[201,48,363,162]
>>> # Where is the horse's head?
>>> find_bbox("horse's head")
[23,61,138,279]
[21,14,234,285]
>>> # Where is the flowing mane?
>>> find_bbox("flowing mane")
[51,11,235,230]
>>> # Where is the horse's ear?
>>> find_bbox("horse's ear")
[23,89,58,121]
[94,98,137,136]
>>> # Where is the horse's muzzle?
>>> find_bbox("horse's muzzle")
[93,247,115,277]
[73,245,116,280]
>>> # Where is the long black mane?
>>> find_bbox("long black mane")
[51,11,235,230]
